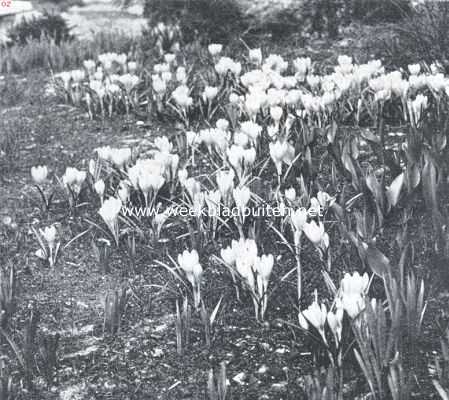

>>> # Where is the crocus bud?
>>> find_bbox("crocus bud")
[99,197,122,226]
[178,249,200,274]
[327,308,343,343]
[94,180,105,198]
[233,186,251,213]
[302,221,326,246]
[208,44,223,56]
[291,208,307,232]
[221,246,235,265]
[31,166,48,184]
[270,106,283,122]
[40,225,57,247]
[301,300,327,342]
[248,48,262,65]
[285,187,296,203]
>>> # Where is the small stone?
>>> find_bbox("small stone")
[232,372,246,385]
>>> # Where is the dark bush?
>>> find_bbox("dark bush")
[350,0,411,24]
[363,2,449,70]
[143,0,250,44]
[7,13,73,46]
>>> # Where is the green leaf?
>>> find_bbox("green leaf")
[360,128,381,144]
[365,245,390,277]
[422,154,438,211]
[386,172,405,211]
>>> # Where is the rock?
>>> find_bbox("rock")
[272,381,288,391]
[59,383,88,400]
[63,344,99,360]
[232,372,247,385]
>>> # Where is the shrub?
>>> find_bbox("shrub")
[363,2,449,69]
[143,0,250,44]
[0,31,142,74]
[7,12,73,46]
[350,0,411,24]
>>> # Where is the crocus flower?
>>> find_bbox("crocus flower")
[117,182,130,204]
[220,246,236,265]
[31,166,48,184]
[94,180,105,201]
[234,238,258,287]
[270,106,283,123]
[269,141,288,175]
[327,307,344,343]
[339,272,370,319]
[178,249,203,308]
[205,190,221,217]
[248,48,262,65]
[256,254,274,282]
[302,220,326,246]
[408,63,420,75]
[62,167,86,195]
[291,208,307,233]
[172,85,193,108]
[110,148,132,169]
[300,298,327,343]
[40,225,57,248]
[203,86,219,101]
[208,44,223,56]
[285,188,296,203]
[233,186,251,214]
[99,197,122,245]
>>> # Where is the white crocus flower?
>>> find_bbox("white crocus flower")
[117,181,130,204]
[269,140,288,176]
[94,180,106,202]
[248,48,262,65]
[285,187,296,203]
[186,131,199,147]
[234,238,258,287]
[178,249,203,308]
[227,145,245,177]
[216,170,235,205]
[327,307,344,343]
[177,169,188,186]
[191,192,205,217]
[172,85,193,108]
[220,246,236,265]
[98,197,122,245]
[233,186,251,215]
[291,208,308,233]
[203,86,219,101]
[205,190,221,217]
[255,254,274,319]
[240,121,262,143]
[118,74,139,93]
[176,66,187,84]
[110,148,132,169]
[31,166,48,184]
[302,220,326,246]
[410,94,428,125]
[339,272,370,319]
[293,57,312,80]
[216,118,229,131]
[408,63,421,75]
[270,106,283,123]
[40,225,57,248]
[300,298,327,343]
[153,206,171,237]
[183,177,201,200]
[316,191,334,209]
[208,44,223,56]
[62,167,86,197]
